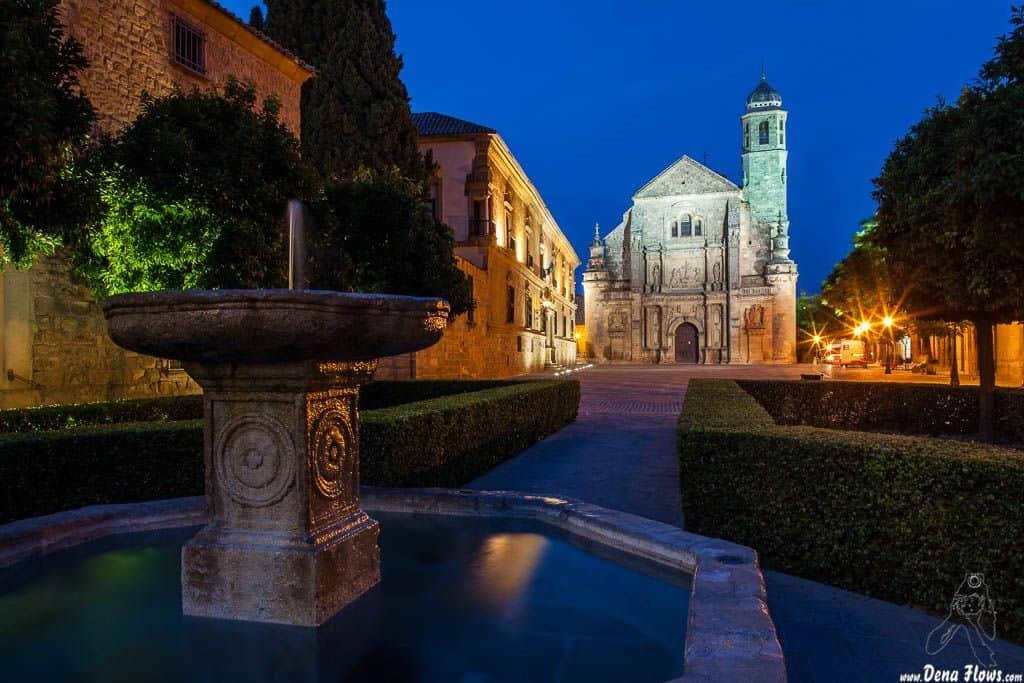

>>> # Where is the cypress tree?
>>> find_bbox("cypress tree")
[262,0,425,182]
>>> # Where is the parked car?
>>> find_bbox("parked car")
[827,339,868,367]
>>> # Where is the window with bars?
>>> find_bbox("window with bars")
[172,16,206,75]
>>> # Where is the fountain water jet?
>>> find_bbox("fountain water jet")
[103,289,448,625]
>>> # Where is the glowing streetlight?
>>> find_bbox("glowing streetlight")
[883,315,894,329]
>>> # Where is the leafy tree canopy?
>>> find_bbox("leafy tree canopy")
[262,0,426,183]
[309,171,473,314]
[0,0,96,266]
[74,80,314,294]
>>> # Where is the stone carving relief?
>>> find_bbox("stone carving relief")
[710,305,723,347]
[713,262,722,283]
[667,264,704,289]
[649,265,661,292]
[215,413,296,508]
[608,312,629,332]
[745,304,766,329]
[308,396,357,502]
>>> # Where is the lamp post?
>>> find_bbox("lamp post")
[883,316,894,374]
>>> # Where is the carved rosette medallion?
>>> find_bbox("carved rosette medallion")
[308,396,356,502]
[215,413,295,507]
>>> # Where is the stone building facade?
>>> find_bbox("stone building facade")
[60,0,312,136]
[0,0,313,409]
[376,113,579,379]
[909,323,1024,386]
[583,75,798,364]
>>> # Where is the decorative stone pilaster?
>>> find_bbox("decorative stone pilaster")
[180,360,380,626]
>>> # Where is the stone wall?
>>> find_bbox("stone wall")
[60,0,308,136]
[1,255,198,409]
[376,254,577,380]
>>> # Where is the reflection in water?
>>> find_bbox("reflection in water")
[0,515,689,683]
[471,532,549,616]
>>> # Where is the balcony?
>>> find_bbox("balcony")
[468,219,495,238]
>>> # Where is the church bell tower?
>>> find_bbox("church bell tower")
[741,70,791,263]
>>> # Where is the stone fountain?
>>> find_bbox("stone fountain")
[103,289,448,626]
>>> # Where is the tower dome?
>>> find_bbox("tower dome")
[746,72,782,111]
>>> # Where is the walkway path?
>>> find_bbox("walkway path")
[470,365,1024,682]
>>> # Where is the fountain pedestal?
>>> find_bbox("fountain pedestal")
[103,290,448,626]
[181,360,380,626]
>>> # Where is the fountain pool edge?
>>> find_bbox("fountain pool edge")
[0,488,785,683]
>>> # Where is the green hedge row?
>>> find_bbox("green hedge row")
[0,395,204,434]
[0,380,522,434]
[0,420,205,523]
[737,379,1024,445]
[361,380,580,487]
[0,380,579,524]
[679,379,1024,643]
[358,379,519,411]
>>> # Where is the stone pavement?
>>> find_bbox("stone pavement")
[470,364,1024,682]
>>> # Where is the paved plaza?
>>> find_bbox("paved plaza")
[470,364,1024,681]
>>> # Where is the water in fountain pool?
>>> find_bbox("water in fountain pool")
[0,512,689,682]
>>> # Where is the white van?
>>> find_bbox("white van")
[828,339,868,367]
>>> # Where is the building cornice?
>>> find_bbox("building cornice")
[169,0,316,85]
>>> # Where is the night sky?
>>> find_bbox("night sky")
[225,1,1013,293]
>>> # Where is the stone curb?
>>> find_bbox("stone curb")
[0,490,786,682]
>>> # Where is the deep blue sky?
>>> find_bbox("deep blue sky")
[228,1,1013,292]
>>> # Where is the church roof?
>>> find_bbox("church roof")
[746,73,783,111]
[412,112,496,137]
[633,155,739,199]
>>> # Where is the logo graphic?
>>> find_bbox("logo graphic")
[926,573,998,668]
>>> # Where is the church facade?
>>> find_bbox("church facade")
[583,75,798,364]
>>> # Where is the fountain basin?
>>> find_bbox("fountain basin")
[0,490,787,682]
[102,289,449,364]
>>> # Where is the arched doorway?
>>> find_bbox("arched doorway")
[675,323,699,364]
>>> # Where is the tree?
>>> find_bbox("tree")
[262,0,425,183]
[873,7,1024,438]
[309,171,473,314]
[0,0,97,266]
[74,80,314,294]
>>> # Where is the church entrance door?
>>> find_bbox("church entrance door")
[675,323,699,364]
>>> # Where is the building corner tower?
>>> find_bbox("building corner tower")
[741,70,798,361]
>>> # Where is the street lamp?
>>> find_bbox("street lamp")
[882,315,895,374]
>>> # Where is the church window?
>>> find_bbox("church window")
[506,285,516,323]
[758,121,770,145]
[694,219,703,237]
[525,289,534,328]
[671,221,678,238]
[744,123,750,150]
[680,215,692,237]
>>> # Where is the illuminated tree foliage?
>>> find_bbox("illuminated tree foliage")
[873,6,1024,437]
[820,220,897,324]
[74,80,313,294]
[0,0,97,266]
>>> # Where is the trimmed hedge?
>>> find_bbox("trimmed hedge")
[0,420,204,523]
[358,379,519,411]
[737,379,1024,446]
[0,380,579,523]
[0,395,204,434]
[0,380,524,435]
[679,379,1024,643]
[361,380,580,487]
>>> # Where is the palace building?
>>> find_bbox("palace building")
[583,74,798,364]
[375,113,579,378]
